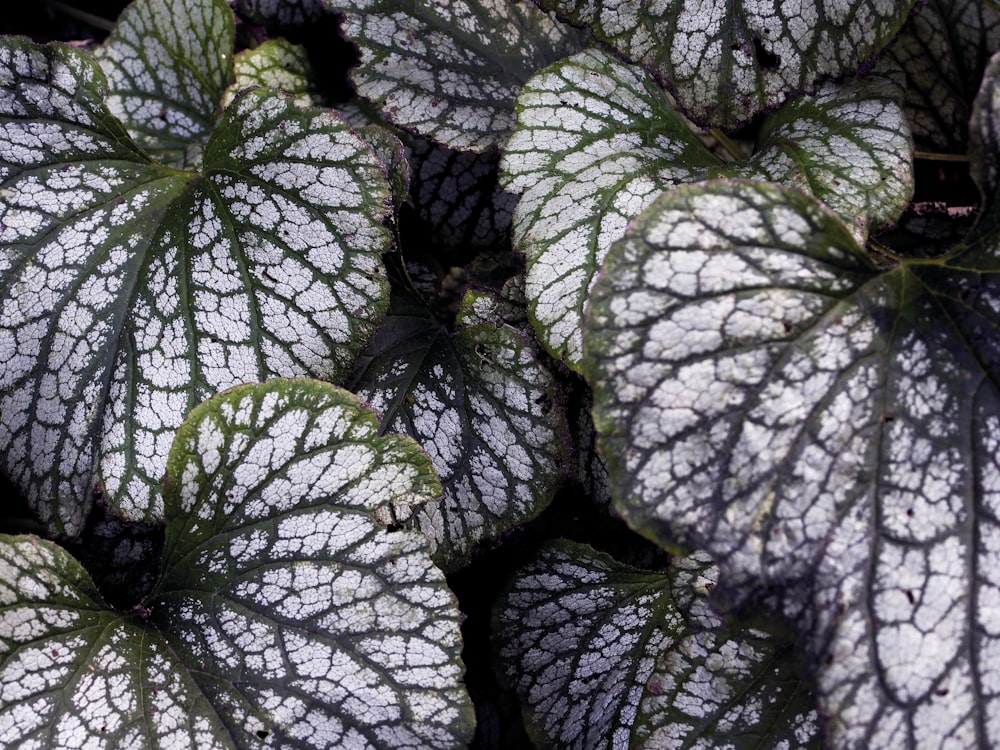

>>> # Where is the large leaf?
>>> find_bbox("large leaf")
[323,0,581,151]
[0,40,392,537]
[536,0,918,130]
[495,541,818,749]
[583,172,1000,746]
[349,288,567,570]
[0,379,473,748]
[890,0,1000,153]
[94,0,235,165]
[501,48,912,370]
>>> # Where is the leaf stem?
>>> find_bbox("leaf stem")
[43,0,116,32]
[709,128,745,161]
[913,150,969,163]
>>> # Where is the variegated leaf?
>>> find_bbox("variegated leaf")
[94,0,234,166]
[0,379,473,749]
[222,38,321,109]
[0,40,392,537]
[501,48,912,371]
[890,0,1000,153]
[349,289,567,570]
[323,0,581,151]
[536,0,918,130]
[236,0,325,26]
[496,541,819,749]
[583,174,1000,747]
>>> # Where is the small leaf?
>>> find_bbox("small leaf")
[890,0,1000,153]
[495,541,819,749]
[324,0,581,151]
[349,289,567,569]
[501,48,912,370]
[536,0,919,129]
[94,0,235,164]
[223,38,321,109]
[583,176,1000,747]
[0,40,392,536]
[0,380,473,749]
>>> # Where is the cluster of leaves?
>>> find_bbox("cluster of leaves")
[1,0,999,747]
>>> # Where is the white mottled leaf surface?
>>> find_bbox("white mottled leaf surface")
[349,289,567,569]
[496,541,818,749]
[537,0,918,129]
[223,38,320,109]
[0,40,392,537]
[324,0,581,150]
[0,380,472,749]
[583,178,1000,748]
[501,48,912,370]
[0,535,230,749]
[95,0,234,165]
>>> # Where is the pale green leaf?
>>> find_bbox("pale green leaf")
[501,48,912,371]
[222,39,320,109]
[890,0,1000,153]
[0,380,473,749]
[323,0,581,151]
[536,0,918,130]
[495,541,819,749]
[94,0,235,165]
[583,176,1000,747]
[0,40,392,537]
[349,289,567,570]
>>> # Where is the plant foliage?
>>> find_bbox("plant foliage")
[1,0,998,748]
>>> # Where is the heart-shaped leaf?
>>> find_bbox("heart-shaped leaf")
[536,0,918,130]
[0,39,392,537]
[495,541,819,749]
[323,0,582,151]
[890,0,1000,153]
[94,0,235,165]
[583,167,1000,746]
[349,288,567,569]
[0,379,473,748]
[501,48,912,370]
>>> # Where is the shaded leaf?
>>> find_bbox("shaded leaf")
[94,0,235,165]
[0,535,231,748]
[495,541,819,749]
[583,175,1000,747]
[407,137,515,252]
[537,0,918,130]
[890,0,1000,153]
[0,379,473,749]
[0,40,392,536]
[236,0,326,26]
[324,0,581,151]
[501,48,912,370]
[349,288,567,570]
